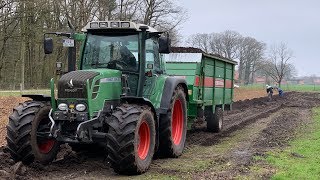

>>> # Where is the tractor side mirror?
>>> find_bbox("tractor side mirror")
[159,36,171,54]
[44,38,53,54]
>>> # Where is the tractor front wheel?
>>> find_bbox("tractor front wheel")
[106,105,156,175]
[6,101,60,165]
[158,86,187,157]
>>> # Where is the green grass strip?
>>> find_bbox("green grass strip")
[267,108,320,180]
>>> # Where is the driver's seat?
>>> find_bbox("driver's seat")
[119,46,137,69]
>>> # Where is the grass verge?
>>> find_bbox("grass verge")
[266,108,320,179]
[240,84,320,92]
[0,90,51,96]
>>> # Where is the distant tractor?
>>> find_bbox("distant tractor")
[5,21,236,175]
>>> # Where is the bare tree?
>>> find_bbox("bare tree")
[0,0,188,88]
[96,0,117,20]
[139,0,187,29]
[218,30,241,59]
[263,42,294,86]
[187,31,267,85]
[116,0,141,21]
[187,30,241,57]
[237,37,265,84]
[186,33,211,53]
[208,33,224,56]
[116,0,187,45]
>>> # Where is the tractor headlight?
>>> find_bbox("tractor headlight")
[58,103,68,111]
[76,104,86,112]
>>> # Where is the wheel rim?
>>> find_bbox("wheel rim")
[138,121,150,160]
[38,139,55,154]
[172,99,183,145]
[218,109,223,130]
[37,117,55,154]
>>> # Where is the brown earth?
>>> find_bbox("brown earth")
[0,90,319,179]
[0,97,29,147]
[233,87,268,101]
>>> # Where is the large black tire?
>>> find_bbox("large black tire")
[6,101,60,165]
[158,86,187,157]
[106,105,156,175]
[205,106,223,133]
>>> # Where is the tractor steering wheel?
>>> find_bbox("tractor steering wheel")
[107,60,129,70]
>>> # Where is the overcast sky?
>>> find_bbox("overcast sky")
[178,0,320,77]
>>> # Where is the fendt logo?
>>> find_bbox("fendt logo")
[65,79,83,92]
[67,79,74,88]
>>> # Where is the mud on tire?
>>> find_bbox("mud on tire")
[158,86,187,157]
[106,104,156,175]
[6,101,60,165]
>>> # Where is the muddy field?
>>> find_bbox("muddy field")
[0,91,319,179]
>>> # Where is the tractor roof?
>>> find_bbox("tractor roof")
[81,21,159,33]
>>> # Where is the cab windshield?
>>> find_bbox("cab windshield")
[82,34,139,71]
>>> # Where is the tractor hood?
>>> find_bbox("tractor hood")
[58,69,122,98]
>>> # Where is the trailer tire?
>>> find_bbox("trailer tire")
[206,107,223,133]
[6,101,60,165]
[158,86,187,157]
[106,105,156,175]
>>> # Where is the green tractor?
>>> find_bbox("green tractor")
[6,21,189,174]
[6,21,237,175]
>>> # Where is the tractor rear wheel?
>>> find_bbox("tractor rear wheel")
[158,86,187,157]
[6,101,60,165]
[205,107,223,133]
[106,105,156,175]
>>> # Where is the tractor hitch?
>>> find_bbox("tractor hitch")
[48,109,104,143]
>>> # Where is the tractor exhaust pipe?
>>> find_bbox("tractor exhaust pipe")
[67,19,76,72]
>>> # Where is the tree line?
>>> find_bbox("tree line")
[0,0,186,90]
[187,31,296,86]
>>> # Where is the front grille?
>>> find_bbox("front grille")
[58,71,99,98]
[92,80,100,99]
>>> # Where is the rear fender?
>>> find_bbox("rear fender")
[158,77,188,115]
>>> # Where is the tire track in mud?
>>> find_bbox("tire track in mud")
[190,92,320,179]
[187,91,320,148]
[191,107,311,179]
[186,104,283,147]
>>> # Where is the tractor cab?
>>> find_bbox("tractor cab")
[79,21,170,96]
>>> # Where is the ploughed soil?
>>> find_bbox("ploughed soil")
[0,90,319,179]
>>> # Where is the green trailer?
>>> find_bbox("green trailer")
[163,52,237,131]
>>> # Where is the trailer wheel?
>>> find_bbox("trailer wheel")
[6,101,60,165]
[206,107,223,133]
[158,86,187,157]
[106,105,156,175]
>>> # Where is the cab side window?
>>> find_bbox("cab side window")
[146,38,161,72]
